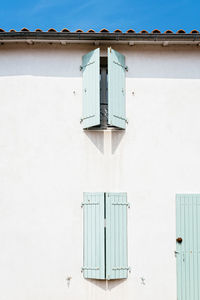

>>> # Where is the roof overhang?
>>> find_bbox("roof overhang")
[0,32,200,45]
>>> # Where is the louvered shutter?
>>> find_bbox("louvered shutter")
[83,193,105,279]
[81,48,100,129]
[106,193,128,279]
[108,48,126,129]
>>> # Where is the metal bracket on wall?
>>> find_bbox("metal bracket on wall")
[174,251,179,257]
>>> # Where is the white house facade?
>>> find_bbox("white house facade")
[0,28,200,300]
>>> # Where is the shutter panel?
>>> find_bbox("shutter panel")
[176,194,200,300]
[106,193,128,279]
[83,193,105,279]
[81,48,100,129]
[108,48,126,129]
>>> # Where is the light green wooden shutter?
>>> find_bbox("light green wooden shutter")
[106,193,128,279]
[81,48,100,129]
[176,194,200,300]
[83,193,105,279]
[108,48,126,129]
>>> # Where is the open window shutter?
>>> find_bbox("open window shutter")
[108,48,126,129]
[106,193,128,279]
[81,48,100,129]
[83,193,105,279]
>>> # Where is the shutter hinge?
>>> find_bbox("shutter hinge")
[81,267,99,271]
[113,61,128,71]
[113,115,128,123]
[112,202,130,207]
[80,115,95,124]
[81,201,99,207]
[80,61,95,71]
[112,266,131,271]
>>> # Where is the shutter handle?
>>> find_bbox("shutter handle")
[176,237,182,244]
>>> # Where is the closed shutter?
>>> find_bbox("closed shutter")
[176,194,200,300]
[106,193,128,279]
[108,48,126,129]
[82,193,105,279]
[81,48,100,129]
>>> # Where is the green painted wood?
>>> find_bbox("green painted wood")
[106,193,128,279]
[83,192,105,279]
[108,47,126,129]
[176,194,200,300]
[81,48,100,129]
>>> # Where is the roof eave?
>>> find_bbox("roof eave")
[0,32,200,44]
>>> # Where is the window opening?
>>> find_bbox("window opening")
[100,57,108,129]
[81,47,126,130]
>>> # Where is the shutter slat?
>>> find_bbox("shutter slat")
[106,193,128,279]
[82,49,100,129]
[108,48,126,129]
[83,193,105,279]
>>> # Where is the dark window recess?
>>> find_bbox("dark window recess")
[100,57,108,129]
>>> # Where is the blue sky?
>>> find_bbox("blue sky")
[0,0,199,32]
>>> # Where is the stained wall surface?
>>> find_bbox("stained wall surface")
[1,43,200,300]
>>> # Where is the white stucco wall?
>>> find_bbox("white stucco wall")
[0,42,200,300]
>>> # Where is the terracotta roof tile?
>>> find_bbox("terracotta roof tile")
[61,28,70,32]
[126,29,135,33]
[164,30,173,34]
[21,28,29,32]
[152,29,161,34]
[100,28,109,33]
[190,30,199,34]
[87,29,95,33]
[177,29,186,34]
[114,29,122,33]
[48,28,57,32]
